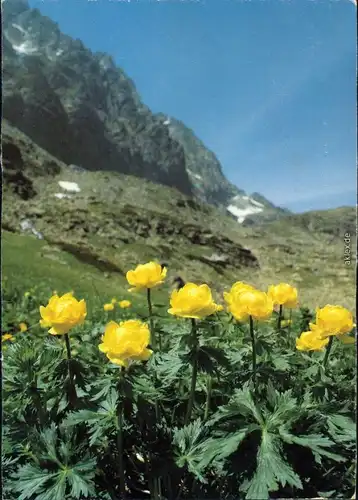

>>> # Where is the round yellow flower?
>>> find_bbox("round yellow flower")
[126,261,167,292]
[267,283,298,309]
[111,298,117,304]
[314,305,355,337]
[2,333,15,343]
[39,292,87,335]
[223,281,256,307]
[296,330,329,351]
[229,289,273,321]
[119,300,131,309]
[104,303,115,312]
[19,322,28,333]
[168,283,221,319]
[98,320,152,367]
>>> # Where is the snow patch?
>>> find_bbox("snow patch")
[227,205,263,224]
[55,49,64,57]
[249,198,264,208]
[163,118,171,125]
[187,169,202,181]
[58,181,81,193]
[54,193,72,200]
[12,41,38,55]
[12,23,27,35]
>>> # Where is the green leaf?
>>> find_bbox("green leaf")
[245,430,303,499]
[67,459,97,498]
[35,474,66,500]
[209,387,264,427]
[279,429,346,463]
[11,464,57,500]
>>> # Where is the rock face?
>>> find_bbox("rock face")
[2,0,287,223]
[2,0,192,196]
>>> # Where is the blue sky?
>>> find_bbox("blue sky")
[29,0,356,212]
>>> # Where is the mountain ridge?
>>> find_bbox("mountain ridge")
[2,0,288,224]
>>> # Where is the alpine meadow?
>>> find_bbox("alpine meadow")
[1,1,356,500]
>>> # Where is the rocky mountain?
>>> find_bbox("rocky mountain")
[2,0,287,224]
[2,120,355,309]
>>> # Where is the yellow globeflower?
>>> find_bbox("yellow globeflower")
[223,281,255,307]
[168,283,221,319]
[229,289,273,321]
[296,330,329,351]
[126,262,167,292]
[98,320,152,367]
[119,300,131,309]
[104,303,115,312]
[2,333,15,343]
[314,305,355,337]
[39,292,87,335]
[267,283,298,309]
[19,322,28,333]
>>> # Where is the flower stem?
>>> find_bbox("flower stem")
[146,289,161,498]
[64,333,77,403]
[185,319,199,425]
[277,305,283,330]
[323,336,334,370]
[204,375,212,421]
[249,316,257,390]
[147,288,159,350]
[117,369,126,499]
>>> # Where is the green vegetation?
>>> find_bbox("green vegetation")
[2,275,356,499]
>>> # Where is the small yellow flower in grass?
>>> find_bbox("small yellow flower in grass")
[104,303,115,312]
[267,283,298,309]
[281,319,292,328]
[168,283,221,319]
[126,261,167,292]
[19,322,28,333]
[229,289,274,321]
[40,292,87,335]
[24,291,31,298]
[314,305,355,337]
[98,320,152,367]
[119,300,131,309]
[111,298,117,304]
[2,333,15,343]
[296,330,329,351]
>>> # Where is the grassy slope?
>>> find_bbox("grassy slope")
[2,120,356,310]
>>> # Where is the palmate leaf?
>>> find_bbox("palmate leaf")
[64,389,117,446]
[11,459,96,500]
[208,386,264,427]
[11,464,58,500]
[278,428,346,463]
[244,430,303,500]
[66,459,97,498]
[326,413,356,444]
[35,475,66,500]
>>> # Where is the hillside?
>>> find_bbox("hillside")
[2,120,355,310]
[2,0,285,224]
